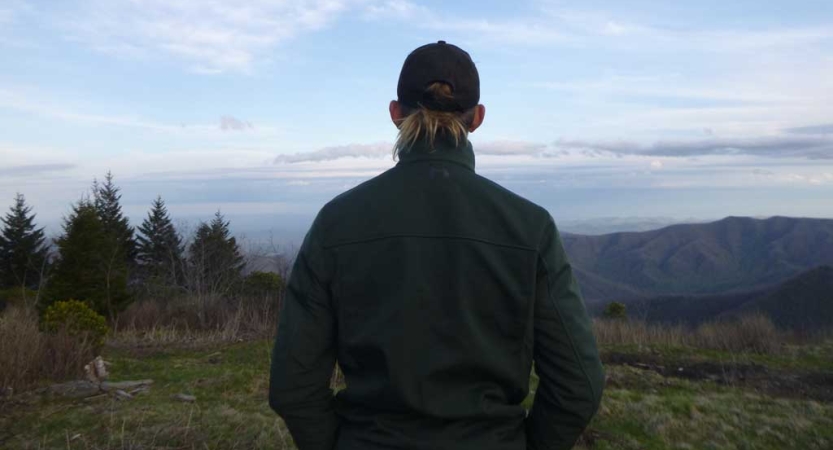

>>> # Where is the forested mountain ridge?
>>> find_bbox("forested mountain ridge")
[591,265,833,330]
[562,216,833,303]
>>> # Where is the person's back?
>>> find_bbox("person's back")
[270,41,604,450]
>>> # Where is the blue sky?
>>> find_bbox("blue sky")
[1,0,832,242]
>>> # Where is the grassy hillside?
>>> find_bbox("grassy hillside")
[563,216,833,302]
[3,331,832,449]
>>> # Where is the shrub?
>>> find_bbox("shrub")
[0,287,38,310]
[603,301,627,320]
[243,271,285,297]
[42,299,109,347]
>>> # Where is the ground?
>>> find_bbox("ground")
[2,340,832,449]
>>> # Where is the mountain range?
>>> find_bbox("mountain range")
[563,216,833,300]
[562,216,833,329]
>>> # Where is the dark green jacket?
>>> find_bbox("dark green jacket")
[270,139,604,450]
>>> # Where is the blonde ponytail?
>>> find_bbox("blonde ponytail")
[393,82,475,158]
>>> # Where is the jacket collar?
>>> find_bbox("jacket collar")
[396,139,476,172]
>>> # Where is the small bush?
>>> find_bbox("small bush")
[42,299,109,347]
[0,287,38,310]
[243,271,285,297]
[603,301,627,320]
[0,307,97,393]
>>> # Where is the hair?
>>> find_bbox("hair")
[393,82,476,158]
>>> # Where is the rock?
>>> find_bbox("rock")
[84,356,109,383]
[48,379,153,399]
[48,380,101,398]
[100,380,153,392]
[172,393,197,403]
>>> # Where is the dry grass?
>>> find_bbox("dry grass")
[0,307,98,393]
[110,295,278,349]
[593,313,792,354]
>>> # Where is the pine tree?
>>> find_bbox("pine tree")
[45,200,130,320]
[188,211,245,296]
[0,193,49,290]
[93,171,136,261]
[136,196,184,288]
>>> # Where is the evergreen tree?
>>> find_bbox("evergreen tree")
[45,200,130,320]
[93,171,136,261]
[0,193,49,290]
[136,196,184,287]
[188,211,245,296]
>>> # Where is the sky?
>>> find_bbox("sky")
[1,0,832,243]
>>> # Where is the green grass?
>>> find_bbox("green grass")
[1,341,293,449]
[583,365,833,450]
[2,340,832,449]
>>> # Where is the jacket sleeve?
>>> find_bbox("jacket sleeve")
[526,216,605,450]
[269,225,339,450]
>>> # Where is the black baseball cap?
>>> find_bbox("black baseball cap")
[397,40,480,113]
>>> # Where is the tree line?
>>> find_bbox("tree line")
[0,172,257,320]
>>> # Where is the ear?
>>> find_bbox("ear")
[389,100,404,127]
[469,104,486,133]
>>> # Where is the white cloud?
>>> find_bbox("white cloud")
[0,87,189,131]
[366,3,833,54]
[363,0,424,20]
[535,76,800,104]
[650,160,663,169]
[59,0,353,73]
[556,135,833,159]
[0,87,288,140]
[536,7,833,51]
[476,141,547,156]
[0,163,76,177]
[275,142,392,163]
[220,116,253,131]
[0,0,31,24]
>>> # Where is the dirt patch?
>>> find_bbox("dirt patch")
[603,351,833,402]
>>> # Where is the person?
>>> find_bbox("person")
[269,40,605,450]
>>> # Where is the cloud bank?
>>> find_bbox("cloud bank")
[556,135,833,160]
